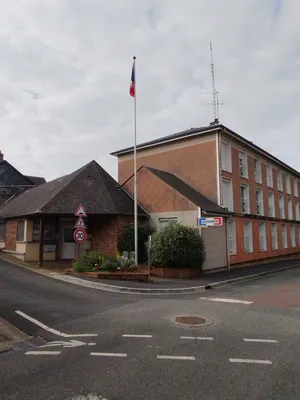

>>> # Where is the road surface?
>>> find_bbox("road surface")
[1,259,300,400]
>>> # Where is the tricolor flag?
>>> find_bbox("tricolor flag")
[129,60,135,97]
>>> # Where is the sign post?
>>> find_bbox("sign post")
[74,204,87,259]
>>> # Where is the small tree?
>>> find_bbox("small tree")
[118,223,155,264]
[149,222,206,269]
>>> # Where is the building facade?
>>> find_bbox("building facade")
[112,122,300,268]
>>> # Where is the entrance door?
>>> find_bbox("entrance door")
[61,226,76,259]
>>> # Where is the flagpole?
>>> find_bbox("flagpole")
[133,56,138,267]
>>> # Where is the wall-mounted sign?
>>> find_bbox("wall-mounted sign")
[43,244,56,252]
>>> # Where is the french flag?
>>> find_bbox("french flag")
[129,60,135,97]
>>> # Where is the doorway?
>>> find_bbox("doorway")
[61,225,76,259]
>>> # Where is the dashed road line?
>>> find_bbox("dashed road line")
[15,310,98,338]
[180,336,214,341]
[157,355,195,361]
[90,352,128,358]
[229,358,272,364]
[122,334,153,338]
[25,351,61,355]
[243,339,278,343]
[199,297,253,305]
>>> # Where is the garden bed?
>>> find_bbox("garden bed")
[65,269,149,282]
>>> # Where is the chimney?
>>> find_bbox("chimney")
[210,118,219,126]
[0,151,3,162]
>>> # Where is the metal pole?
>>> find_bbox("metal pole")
[133,56,138,267]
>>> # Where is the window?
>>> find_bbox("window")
[17,221,25,242]
[271,223,278,250]
[286,175,291,194]
[221,140,232,172]
[256,189,263,215]
[0,222,5,240]
[268,192,275,217]
[222,179,233,212]
[277,170,283,192]
[266,165,273,188]
[298,227,300,247]
[240,184,249,213]
[288,199,293,220]
[239,150,248,178]
[244,221,253,253]
[259,222,267,251]
[157,217,178,229]
[291,225,296,247]
[254,158,262,183]
[32,220,56,241]
[294,179,298,197]
[227,219,236,254]
[282,224,287,248]
[279,196,285,219]
[296,202,300,221]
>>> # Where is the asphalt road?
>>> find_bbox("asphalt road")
[1,259,300,400]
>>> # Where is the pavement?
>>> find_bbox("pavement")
[1,257,300,399]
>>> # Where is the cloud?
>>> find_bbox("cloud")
[0,0,299,180]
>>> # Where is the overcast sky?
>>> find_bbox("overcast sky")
[0,0,299,181]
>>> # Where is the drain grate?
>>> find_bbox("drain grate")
[175,316,206,326]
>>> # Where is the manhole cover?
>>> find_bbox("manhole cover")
[175,316,206,326]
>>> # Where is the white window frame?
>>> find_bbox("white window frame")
[288,199,293,220]
[258,222,267,251]
[222,179,233,212]
[255,189,264,216]
[157,217,178,230]
[227,219,236,255]
[277,170,283,192]
[239,150,248,179]
[290,225,296,247]
[296,202,300,221]
[279,195,285,219]
[285,174,291,194]
[268,192,275,218]
[243,221,253,253]
[271,223,278,250]
[254,158,262,184]
[240,184,250,214]
[282,224,287,248]
[221,140,232,173]
[294,179,298,197]
[266,164,273,188]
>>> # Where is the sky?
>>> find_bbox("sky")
[0,0,299,181]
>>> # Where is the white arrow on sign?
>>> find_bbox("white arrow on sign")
[39,339,87,348]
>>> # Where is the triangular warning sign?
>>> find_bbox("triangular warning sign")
[75,217,86,230]
[74,204,87,217]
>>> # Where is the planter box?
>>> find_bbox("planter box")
[150,267,202,279]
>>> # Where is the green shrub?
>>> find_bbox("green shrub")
[149,222,206,269]
[73,250,106,272]
[101,259,120,272]
[119,223,155,264]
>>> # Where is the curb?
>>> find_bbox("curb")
[1,254,299,295]
[0,317,29,353]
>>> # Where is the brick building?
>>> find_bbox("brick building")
[112,122,300,269]
[0,160,147,264]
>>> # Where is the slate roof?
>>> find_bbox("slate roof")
[0,161,148,219]
[145,166,230,216]
[25,175,46,186]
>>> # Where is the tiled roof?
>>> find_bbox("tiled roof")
[145,166,230,216]
[25,175,46,186]
[0,161,148,218]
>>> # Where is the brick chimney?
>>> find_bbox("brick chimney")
[0,151,3,162]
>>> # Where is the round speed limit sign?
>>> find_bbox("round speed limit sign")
[73,228,87,244]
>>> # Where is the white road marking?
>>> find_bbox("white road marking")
[15,310,98,337]
[199,297,253,305]
[25,351,61,355]
[229,358,272,364]
[157,355,195,361]
[180,336,214,341]
[122,334,153,338]
[90,352,127,358]
[243,339,278,343]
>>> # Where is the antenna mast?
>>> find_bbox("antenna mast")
[210,41,218,122]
